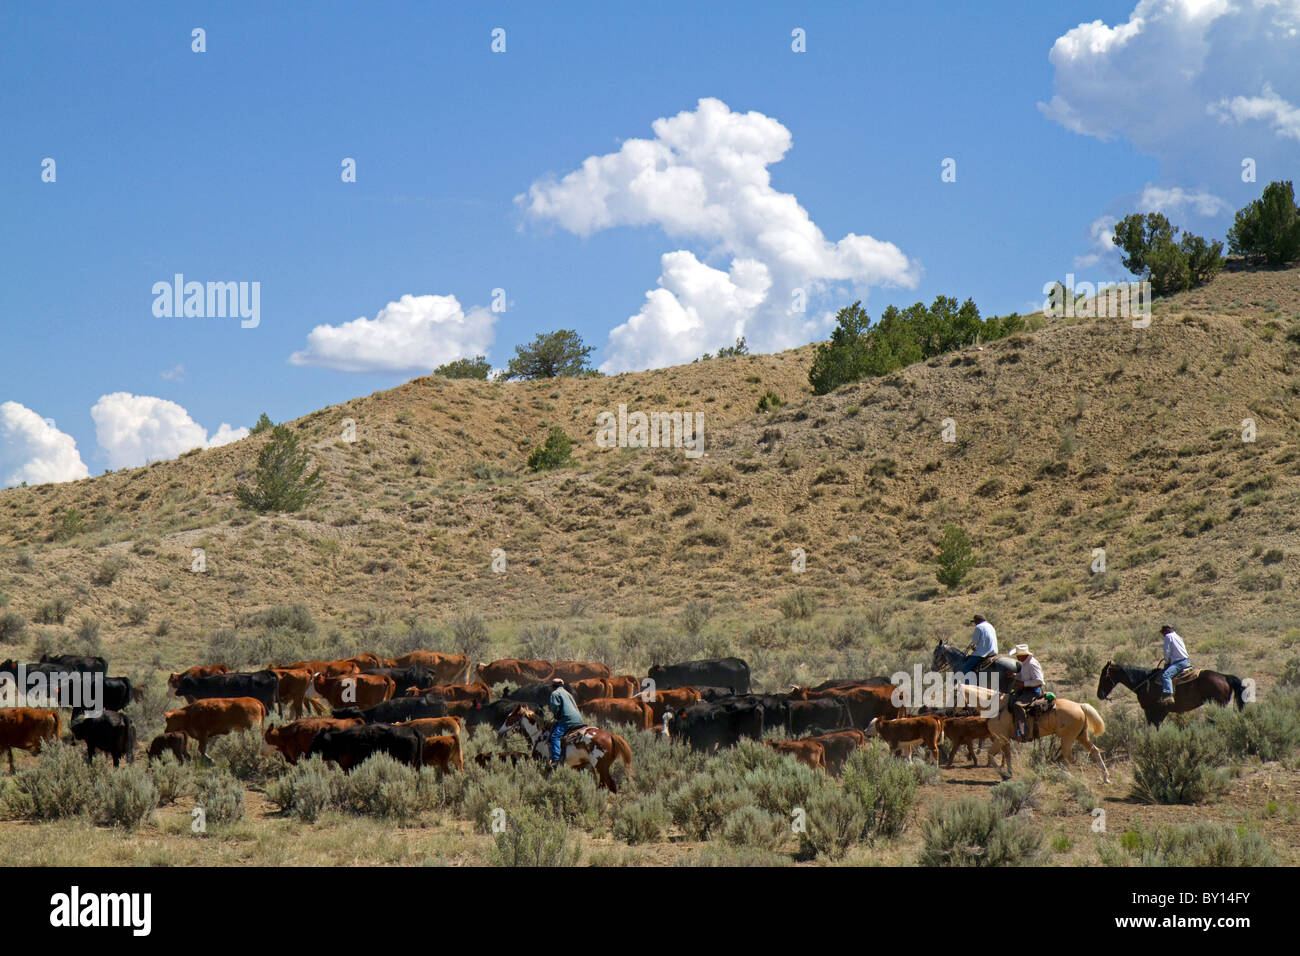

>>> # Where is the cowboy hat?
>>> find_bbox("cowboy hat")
[1011,644,1032,657]
[970,614,986,624]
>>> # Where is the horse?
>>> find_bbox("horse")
[983,695,1110,783]
[1097,660,1245,727]
[497,704,633,793]
[932,641,1017,690]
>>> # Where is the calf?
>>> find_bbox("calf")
[71,712,136,766]
[262,717,364,764]
[413,681,489,705]
[940,715,997,768]
[283,659,359,678]
[163,697,266,757]
[270,667,317,718]
[801,729,868,775]
[147,732,190,763]
[420,734,464,773]
[396,716,465,742]
[393,650,471,684]
[0,708,61,772]
[866,715,943,764]
[765,739,827,773]
[308,723,423,772]
[645,687,702,723]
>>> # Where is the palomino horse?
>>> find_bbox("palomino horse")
[984,696,1110,783]
[1097,660,1245,727]
[932,641,1017,690]
[497,704,633,793]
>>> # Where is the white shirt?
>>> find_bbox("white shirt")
[1017,656,1043,687]
[972,621,997,657]
[1163,631,1189,664]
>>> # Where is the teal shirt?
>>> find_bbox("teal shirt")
[549,687,585,727]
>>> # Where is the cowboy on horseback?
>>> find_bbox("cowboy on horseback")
[961,614,998,676]
[548,677,585,767]
[1156,625,1191,707]
[1008,643,1044,742]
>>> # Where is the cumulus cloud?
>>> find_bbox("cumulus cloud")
[91,393,249,470]
[1210,83,1300,142]
[0,402,90,487]
[289,294,495,374]
[519,97,918,372]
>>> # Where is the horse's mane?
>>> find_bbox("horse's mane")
[1110,661,1156,683]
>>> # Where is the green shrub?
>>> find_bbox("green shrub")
[96,764,158,828]
[0,612,26,642]
[520,766,604,828]
[503,329,595,381]
[434,356,491,379]
[197,768,245,827]
[334,754,423,820]
[1130,723,1229,805]
[841,744,919,839]
[526,427,573,472]
[991,776,1041,816]
[667,770,751,840]
[721,805,788,852]
[919,797,1042,866]
[490,807,582,866]
[778,589,816,620]
[935,524,975,589]
[147,754,194,806]
[756,390,783,412]
[1099,822,1276,867]
[268,756,337,822]
[1206,695,1300,762]
[91,557,126,586]
[4,741,100,820]
[209,729,280,782]
[53,508,84,541]
[612,794,670,845]
[799,787,866,860]
[1227,180,1300,266]
[35,598,72,625]
[236,424,324,514]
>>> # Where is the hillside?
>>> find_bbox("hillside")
[2,266,1299,700]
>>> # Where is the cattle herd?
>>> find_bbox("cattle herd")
[0,650,1013,790]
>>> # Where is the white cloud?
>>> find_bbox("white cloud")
[519,97,918,372]
[1210,82,1300,141]
[0,402,90,487]
[289,294,495,374]
[160,364,185,381]
[90,393,249,470]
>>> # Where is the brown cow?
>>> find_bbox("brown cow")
[270,667,317,718]
[146,732,190,763]
[443,700,481,719]
[476,659,553,686]
[550,660,612,682]
[606,675,641,699]
[262,717,363,764]
[393,650,471,684]
[284,659,360,678]
[765,739,827,772]
[309,673,395,710]
[344,653,392,670]
[0,707,62,772]
[397,716,465,741]
[414,682,489,705]
[791,684,905,727]
[940,715,996,768]
[167,665,230,691]
[569,678,612,705]
[801,729,867,775]
[646,687,702,723]
[582,697,654,730]
[163,697,266,757]
[420,735,464,773]
[866,715,943,764]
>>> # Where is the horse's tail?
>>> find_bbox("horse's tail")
[1080,702,1105,738]
[1225,673,1247,711]
[611,733,634,778]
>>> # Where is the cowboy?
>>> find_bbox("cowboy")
[1008,644,1044,741]
[1156,625,1191,707]
[961,614,998,676]
[547,677,585,767]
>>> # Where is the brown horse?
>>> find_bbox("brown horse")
[983,696,1110,783]
[497,704,633,793]
[1097,660,1245,726]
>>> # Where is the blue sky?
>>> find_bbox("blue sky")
[2,0,1297,484]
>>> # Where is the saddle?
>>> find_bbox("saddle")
[1173,668,1201,685]
[561,726,599,747]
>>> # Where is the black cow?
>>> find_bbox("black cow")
[787,697,852,735]
[308,723,423,771]
[692,686,736,701]
[716,693,790,732]
[332,695,449,724]
[502,681,554,708]
[173,670,279,711]
[674,699,765,751]
[648,657,750,695]
[71,712,136,766]
[40,654,108,673]
[359,666,435,691]
[71,676,133,718]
